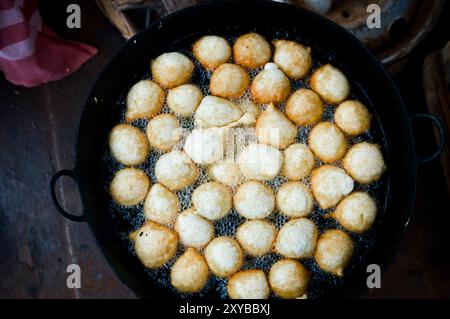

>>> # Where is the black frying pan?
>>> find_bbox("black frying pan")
[50,0,445,298]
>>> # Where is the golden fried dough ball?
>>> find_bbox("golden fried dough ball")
[209,160,242,187]
[204,236,243,278]
[343,142,386,184]
[126,80,164,122]
[311,64,350,104]
[193,35,231,70]
[256,104,297,149]
[143,183,179,225]
[194,96,243,128]
[233,32,271,68]
[251,64,291,104]
[282,143,315,180]
[285,88,324,126]
[167,84,203,117]
[110,168,150,206]
[210,63,250,98]
[171,248,209,293]
[192,182,232,220]
[334,100,371,135]
[155,150,199,190]
[275,218,318,258]
[314,229,354,277]
[309,122,347,163]
[129,221,178,268]
[227,270,270,299]
[273,40,312,79]
[277,182,313,218]
[311,165,354,209]
[269,259,309,299]
[175,208,214,249]
[151,52,194,88]
[234,181,275,219]
[238,143,283,181]
[236,220,276,256]
[183,128,225,165]
[146,114,181,152]
[334,192,377,233]
[109,124,149,165]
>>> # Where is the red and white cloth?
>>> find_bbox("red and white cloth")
[0,0,97,87]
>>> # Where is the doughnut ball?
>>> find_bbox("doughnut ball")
[194,96,243,128]
[282,143,315,180]
[171,248,209,293]
[285,89,324,126]
[151,52,194,88]
[193,35,231,70]
[192,182,232,220]
[309,122,347,163]
[238,143,283,181]
[155,150,199,190]
[269,259,309,299]
[334,100,372,135]
[314,229,354,277]
[126,80,164,122]
[144,183,179,225]
[234,181,275,219]
[167,84,203,117]
[275,218,318,258]
[256,104,297,149]
[334,192,377,233]
[236,220,276,256]
[110,168,150,206]
[227,270,270,299]
[310,64,350,104]
[343,142,386,184]
[204,237,243,278]
[146,114,181,152]
[183,128,224,165]
[311,165,354,209]
[129,221,178,269]
[251,65,291,104]
[210,63,250,98]
[209,160,242,187]
[109,124,149,165]
[233,32,271,68]
[237,99,260,126]
[277,182,313,218]
[273,40,312,79]
[175,209,214,249]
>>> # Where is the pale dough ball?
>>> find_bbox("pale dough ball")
[311,165,354,209]
[208,160,242,187]
[314,229,354,277]
[236,220,276,256]
[171,248,209,293]
[273,40,312,79]
[227,270,270,299]
[343,142,386,184]
[146,114,181,152]
[210,63,250,98]
[129,221,178,268]
[275,218,318,258]
[277,182,313,218]
[126,80,164,122]
[334,192,377,233]
[234,181,275,219]
[238,143,283,181]
[204,236,243,278]
[233,32,271,68]
[237,99,260,126]
[269,259,309,299]
[109,124,149,165]
[155,150,199,190]
[192,182,232,220]
[256,104,297,149]
[193,35,231,69]
[251,66,291,104]
[151,52,194,88]
[175,208,214,249]
[167,84,203,117]
[309,122,347,163]
[183,128,224,165]
[110,168,150,206]
[194,96,243,128]
[310,64,350,104]
[144,183,179,225]
[283,143,315,180]
[285,88,324,126]
[334,100,372,135]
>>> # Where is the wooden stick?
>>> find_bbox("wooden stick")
[96,0,138,39]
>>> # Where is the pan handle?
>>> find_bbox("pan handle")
[410,113,446,164]
[50,169,86,222]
